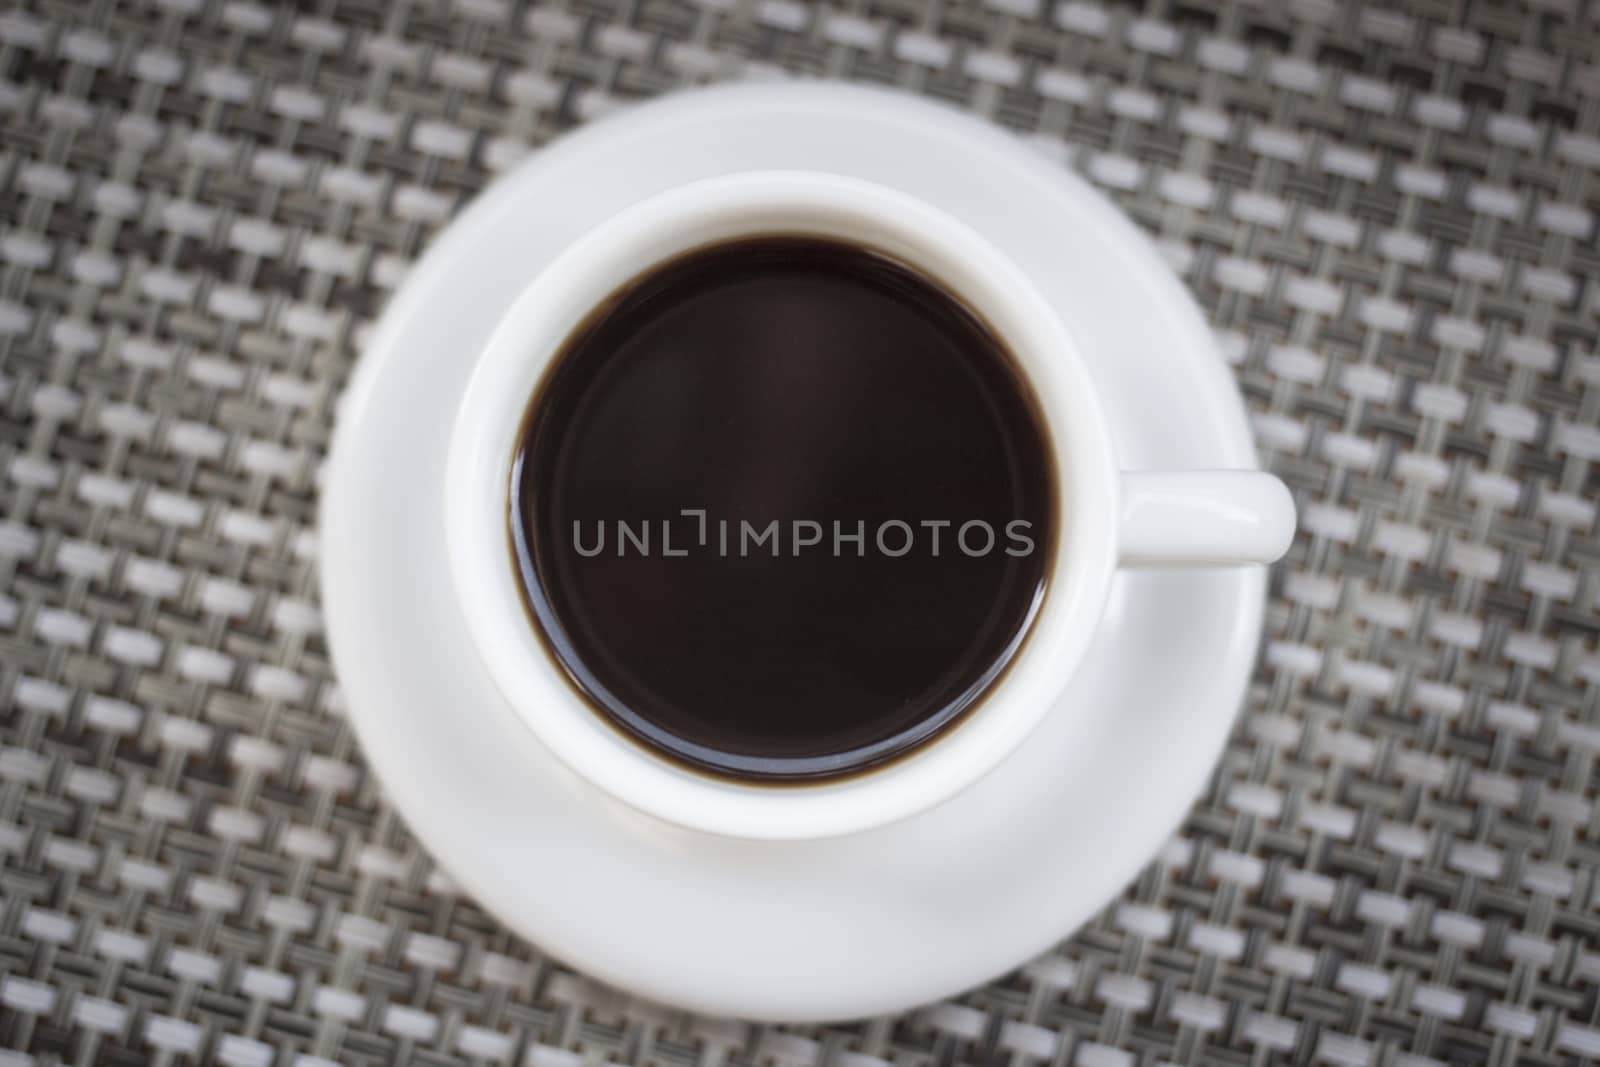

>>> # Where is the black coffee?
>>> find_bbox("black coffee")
[511,237,1054,781]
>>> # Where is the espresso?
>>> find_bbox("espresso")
[511,237,1053,781]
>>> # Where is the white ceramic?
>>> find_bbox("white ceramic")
[445,171,1293,841]
[322,81,1289,1021]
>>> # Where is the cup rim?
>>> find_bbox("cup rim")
[444,170,1119,839]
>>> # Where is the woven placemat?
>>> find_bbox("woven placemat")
[3,1,1599,1064]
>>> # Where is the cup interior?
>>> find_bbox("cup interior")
[445,171,1120,839]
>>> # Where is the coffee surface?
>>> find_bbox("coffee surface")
[512,237,1053,780]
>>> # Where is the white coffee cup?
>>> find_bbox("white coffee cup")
[445,171,1294,841]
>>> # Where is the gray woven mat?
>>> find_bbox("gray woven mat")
[3,0,1599,1063]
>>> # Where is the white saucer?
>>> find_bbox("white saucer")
[322,83,1265,1022]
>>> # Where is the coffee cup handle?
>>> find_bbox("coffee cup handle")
[1118,471,1296,566]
